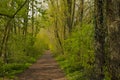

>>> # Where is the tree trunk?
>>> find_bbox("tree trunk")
[67,0,76,33]
[94,0,106,80]
[79,0,84,27]
[106,0,120,80]
[0,19,12,63]
[32,0,34,36]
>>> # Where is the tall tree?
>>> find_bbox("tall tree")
[31,0,35,36]
[106,0,120,80]
[67,0,76,33]
[79,0,84,27]
[94,0,106,80]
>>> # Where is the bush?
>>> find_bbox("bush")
[0,33,44,79]
[55,24,95,80]
[0,63,31,78]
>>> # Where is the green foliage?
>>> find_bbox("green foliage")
[0,0,25,16]
[55,24,95,80]
[0,0,48,79]
[0,33,43,78]
[67,71,86,80]
[0,63,31,78]
[34,28,50,51]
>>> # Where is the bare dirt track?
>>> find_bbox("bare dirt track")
[16,50,67,80]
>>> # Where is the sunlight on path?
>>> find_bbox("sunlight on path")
[16,50,67,80]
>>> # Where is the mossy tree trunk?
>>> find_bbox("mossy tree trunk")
[94,0,106,80]
[106,0,120,80]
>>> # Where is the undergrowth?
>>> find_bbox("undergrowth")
[0,33,48,79]
[54,24,95,80]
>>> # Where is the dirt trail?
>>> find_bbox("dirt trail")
[16,50,67,80]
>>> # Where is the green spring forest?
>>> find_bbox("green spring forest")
[0,0,120,80]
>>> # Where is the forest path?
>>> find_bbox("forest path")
[16,50,67,80]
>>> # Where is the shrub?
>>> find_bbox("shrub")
[56,24,95,80]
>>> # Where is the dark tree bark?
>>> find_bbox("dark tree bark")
[67,0,72,33]
[32,0,34,36]
[94,0,106,80]
[106,0,120,80]
[79,0,84,27]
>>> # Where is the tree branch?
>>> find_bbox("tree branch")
[0,0,28,18]
[0,13,12,18]
[12,0,28,18]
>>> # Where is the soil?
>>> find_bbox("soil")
[16,50,67,80]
